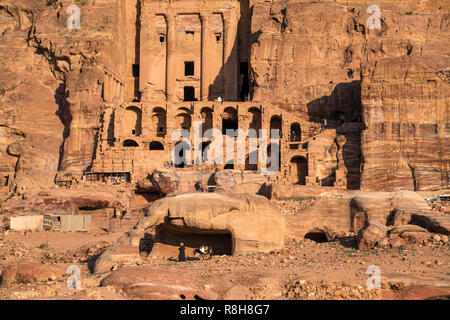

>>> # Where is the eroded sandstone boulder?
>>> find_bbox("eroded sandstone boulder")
[0,263,67,288]
[2,187,131,216]
[357,221,388,250]
[94,192,285,273]
[387,209,413,226]
[100,266,216,300]
[214,171,267,194]
[146,169,268,196]
[148,169,213,195]
[286,190,434,240]
[388,225,429,247]
[357,223,430,249]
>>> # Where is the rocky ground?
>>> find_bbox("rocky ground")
[0,199,448,300]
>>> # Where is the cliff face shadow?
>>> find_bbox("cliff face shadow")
[207,0,252,102]
[307,81,363,190]
[54,83,72,173]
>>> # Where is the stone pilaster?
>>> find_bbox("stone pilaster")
[223,12,238,101]
[166,13,177,102]
[201,13,211,101]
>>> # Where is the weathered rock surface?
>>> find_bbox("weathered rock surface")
[94,192,286,273]
[286,190,433,240]
[0,0,125,196]
[100,266,217,300]
[356,221,388,250]
[147,169,214,195]
[411,213,450,235]
[250,0,449,191]
[0,263,67,288]
[382,285,450,300]
[357,222,429,249]
[361,56,450,191]
[388,225,429,247]
[214,170,268,194]
[387,209,413,226]
[0,0,448,195]
[2,187,131,215]
[145,169,268,196]
[265,184,347,200]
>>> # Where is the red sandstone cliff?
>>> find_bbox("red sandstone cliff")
[0,0,448,195]
[249,0,449,191]
[1,0,125,194]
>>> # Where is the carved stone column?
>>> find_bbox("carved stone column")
[223,12,238,101]
[166,13,177,102]
[139,10,151,102]
[201,13,210,101]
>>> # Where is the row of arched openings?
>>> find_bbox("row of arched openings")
[124,107,301,141]
[123,140,307,184]
[123,140,164,150]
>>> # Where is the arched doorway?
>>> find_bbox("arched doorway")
[149,141,164,150]
[290,156,308,185]
[267,143,281,172]
[152,107,167,138]
[176,108,192,132]
[200,107,213,133]
[245,150,258,171]
[290,123,301,141]
[123,139,139,147]
[270,115,282,138]
[201,141,211,162]
[124,106,142,136]
[222,107,238,135]
[174,141,190,168]
[248,107,261,137]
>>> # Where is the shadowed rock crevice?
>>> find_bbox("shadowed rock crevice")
[307,81,363,190]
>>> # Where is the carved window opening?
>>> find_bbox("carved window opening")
[290,123,301,141]
[215,33,221,42]
[183,86,195,101]
[125,106,142,136]
[152,107,167,138]
[290,156,308,185]
[185,61,194,76]
[270,115,282,138]
[123,139,139,147]
[149,141,164,150]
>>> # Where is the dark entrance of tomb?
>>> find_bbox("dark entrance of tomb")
[290,156,308,185]
[150,223,233,258]
[174,141,190,168]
